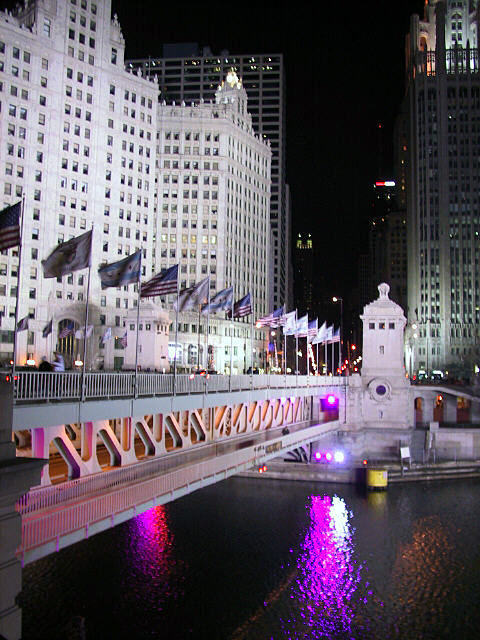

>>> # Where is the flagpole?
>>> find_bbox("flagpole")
[250,291,254,388]
[173,286,179,396]
[80,263,92,401]
[229,283,234,390]
[12,197,25,379]
[134,255,142,398]
[306,313,309,378]
[295,309,298,384]
[205,282,210,372]
[197,305,201,372]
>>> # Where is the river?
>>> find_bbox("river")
[20,476,480,639]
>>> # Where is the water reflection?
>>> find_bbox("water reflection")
[122,505,185,607]
[281,495,368,638]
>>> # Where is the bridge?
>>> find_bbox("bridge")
[5,372,346,563]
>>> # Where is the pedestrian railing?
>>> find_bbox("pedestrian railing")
[12,371,347,403]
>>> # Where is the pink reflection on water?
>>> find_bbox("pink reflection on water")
[124,505,183,606]
[282,495,365,638]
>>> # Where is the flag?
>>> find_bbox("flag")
[307,319,318,341]
[58,321,75,339]
[0,201,21,251]
[256,306,284,327]
[17,316,28,331]
[98,250,141,289]
[201,286,233,315]
[174,277,210,312]
[324,325,334,343]
[312,321,327,344]
[228,292,252,318]
[120,331,128,348]
[295,314,309,337]
[102,327,112,343]
[141,264,178,298]
[74,325,93,339]
[42,229,92,278]
[281,310,297,335]
[330,327,340,343]
[42,319,52,338]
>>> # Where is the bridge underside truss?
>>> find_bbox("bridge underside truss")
[15,395,311,486]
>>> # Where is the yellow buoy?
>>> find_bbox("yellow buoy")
[366,468,388,490]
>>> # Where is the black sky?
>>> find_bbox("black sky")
[114,0,424,296]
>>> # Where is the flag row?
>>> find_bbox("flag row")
[255,307,340,344]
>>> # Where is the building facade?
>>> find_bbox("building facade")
[405,0,480,376]
[126,47,292,312]
[155,71,271,373]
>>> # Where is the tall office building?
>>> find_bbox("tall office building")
[126,47,291,312]
[0,0,160,368]
[156,71,271,373]
[405,0,480,376]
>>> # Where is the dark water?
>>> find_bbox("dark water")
[20,477,480,639]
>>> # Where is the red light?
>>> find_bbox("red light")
[363,459,368,465]
[5,375,10,382]
[351,344,356,351]
[345,359,349,365]
[263,465,267,472]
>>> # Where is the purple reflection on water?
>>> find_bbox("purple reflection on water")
[122,505,183,607]
[282,495,365,638]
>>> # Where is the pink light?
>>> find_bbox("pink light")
[315,452,322,460]
[327,394,337,406]
[325,452,333,461]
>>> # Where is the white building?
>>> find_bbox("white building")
[404,0,480,377]
[0,0,160,369]
[0,3,273,372]
[127,47,291,313]
[155,71,272,373]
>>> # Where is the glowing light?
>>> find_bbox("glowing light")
[280,495,367,636]
[315,452,322,460]
[325,452,333,461]
[26,359,36,366]
[334,450,345,463]
[74,360,83,367]
[327,394,337,406]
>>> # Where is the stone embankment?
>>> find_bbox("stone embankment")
[239,459,480,484]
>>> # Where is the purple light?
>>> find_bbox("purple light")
[315,452,322,460]
[325,452,333,461]
[327,394,337,406]
[280,495,368,637]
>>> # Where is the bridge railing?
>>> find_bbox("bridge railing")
[13,372,346,403]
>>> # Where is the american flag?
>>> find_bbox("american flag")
[307,319,318,341]
[58,321,75,339]
[120,331,128,348]
[140,264,178,298]
[0,202,21,251]
[256,306,284,327]
[228,292,252,318]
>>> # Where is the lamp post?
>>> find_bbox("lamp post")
[332,296,343,375]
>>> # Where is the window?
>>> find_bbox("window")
[111,48,117,64]
[43,18,51,36]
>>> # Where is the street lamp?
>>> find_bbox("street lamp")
[332,296,343,375]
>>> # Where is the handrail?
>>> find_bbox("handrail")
[13,372,347,403]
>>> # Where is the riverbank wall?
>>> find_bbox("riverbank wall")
[239,459,480,484]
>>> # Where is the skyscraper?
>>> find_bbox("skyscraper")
[0,0,158,368]
[126,47,291,312]
[405,0,480,376]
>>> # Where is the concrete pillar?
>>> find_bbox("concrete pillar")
[444,395,457,423]
[0,381,43,640]
[422,394,434,423]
